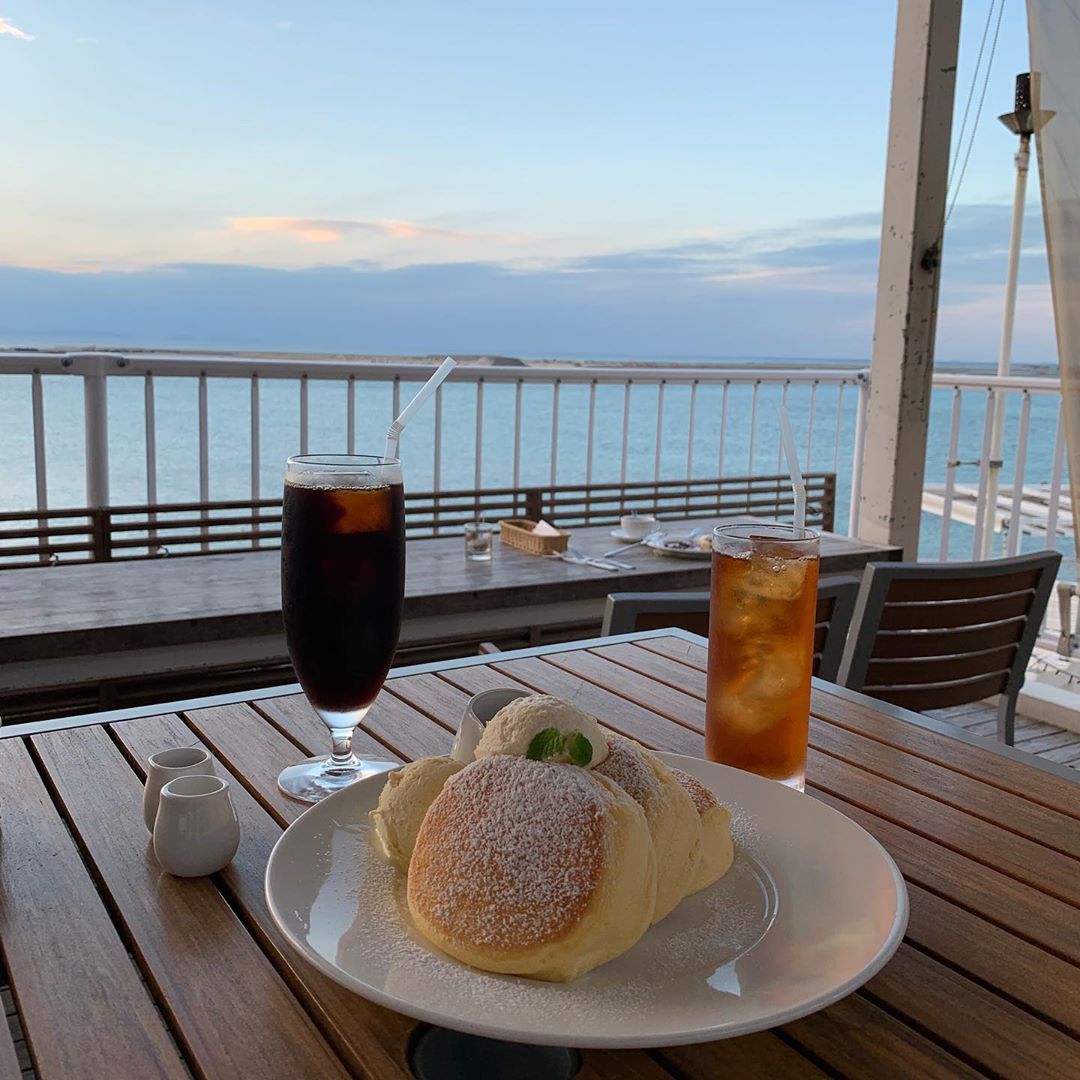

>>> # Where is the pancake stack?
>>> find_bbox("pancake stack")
[369,694,735,982]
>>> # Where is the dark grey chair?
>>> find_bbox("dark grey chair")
[837,551,1061,745]
[601,575,860,681]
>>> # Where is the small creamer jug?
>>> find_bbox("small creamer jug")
[153,774,240,877]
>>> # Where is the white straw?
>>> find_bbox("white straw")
[384,356,457,461]
[777,405,806,531]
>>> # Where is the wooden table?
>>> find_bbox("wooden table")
[0,520,898,718]
[2,630,1076,1080]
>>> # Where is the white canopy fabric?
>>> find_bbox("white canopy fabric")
[1028,1,1080,535]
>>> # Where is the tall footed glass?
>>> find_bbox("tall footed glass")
[278,455,405,803]
[706,523,819,791]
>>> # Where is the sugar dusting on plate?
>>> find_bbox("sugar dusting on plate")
[342,806,773,1020]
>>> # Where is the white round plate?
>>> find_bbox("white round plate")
[609,528,648,542]
[644,537,711,559]
[264,752,907,1048]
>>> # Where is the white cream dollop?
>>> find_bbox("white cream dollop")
[474,694,610,768]
[369,756,464,870]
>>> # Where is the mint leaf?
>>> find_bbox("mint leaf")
[566,732,593,767]
[526,728,565,761]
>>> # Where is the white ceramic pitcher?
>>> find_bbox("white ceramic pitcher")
[142,746,215,832]
[152,774,240,877]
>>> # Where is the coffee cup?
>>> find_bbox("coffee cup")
[619,514,658,540]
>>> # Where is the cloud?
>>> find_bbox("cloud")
[228,216,475,244]
[0,16,33,40]
[0,202,1054,365]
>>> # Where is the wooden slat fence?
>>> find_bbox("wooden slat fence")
[0,473,835,567]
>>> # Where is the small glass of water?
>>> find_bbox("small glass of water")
[464,521,496,561]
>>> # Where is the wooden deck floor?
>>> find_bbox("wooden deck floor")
[929,702,1080,770]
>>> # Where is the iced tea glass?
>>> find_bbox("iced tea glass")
[706,523,819,790]
[278,455,405,803]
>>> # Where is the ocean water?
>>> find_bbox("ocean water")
[0,360,1071,572]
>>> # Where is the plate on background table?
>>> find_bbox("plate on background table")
[265,752,907,1048]
[644,535,712,559]
[609,527,653,542]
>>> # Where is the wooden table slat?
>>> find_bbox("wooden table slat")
[546,646,707,729]
[656,1031,829,1080]
[31,725,351,1080]
[383,671,476,731]
[781,992,985,1080]
[631,636,1080,818]
[356,691,457,761]
[220,673,856,1079]
[807,717,1080,859]
[805,747,1079,906]
[0,739,190,1080]
[4,629,1078,1080]
[110,712,419,1080]
[476,648,1080,1034]
[253,692,405,763]
[575,1049,679,1080]
[389,661,1075,1077]
[182,702,331,825]
[868,942,1080,1078]
[548,642,1080,862]
[809,786,1080,965]
[170,691,685,1080]
[904,880,1080,1037]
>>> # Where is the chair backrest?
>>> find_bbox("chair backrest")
[601,574,860,681]
[837,551,1061,715]
[813,576,861,681]
[602,592,711,638]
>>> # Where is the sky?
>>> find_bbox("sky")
[0,1,1052,363]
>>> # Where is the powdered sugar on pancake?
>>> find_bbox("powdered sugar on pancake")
[409,756,612,951]
[593,735,662,811]
[670,767,719,815]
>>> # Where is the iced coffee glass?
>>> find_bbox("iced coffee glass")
[706,523,819,790]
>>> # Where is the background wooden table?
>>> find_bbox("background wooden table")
[0,519,898,721]
[1,629,1075,1079]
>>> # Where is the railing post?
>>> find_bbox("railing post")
[90,508,112,561]
[80,354,111,511]
[525,488,542,522]
[31,369,49,564]
[823,473,837,533]
[847,371,869,536]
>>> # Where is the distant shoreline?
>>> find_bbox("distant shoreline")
[0,344,1059,378]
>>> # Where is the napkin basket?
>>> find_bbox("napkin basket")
[499,518,570,556]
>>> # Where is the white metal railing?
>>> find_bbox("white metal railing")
[922,372,1066,563]
[0,350,868,528]
[0,351,1069,567]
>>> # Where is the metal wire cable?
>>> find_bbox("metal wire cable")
[947,0,997,206]
[945,0,1007,227]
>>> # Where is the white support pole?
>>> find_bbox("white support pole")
[82,359,110,508]
[31,370,47,511]
[979,132,1031,558]
[847,373,870,536]
[859,0,962,558]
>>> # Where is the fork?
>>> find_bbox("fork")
[569,546,636,570]
[603,530,663,557]
[561,547,629,571]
